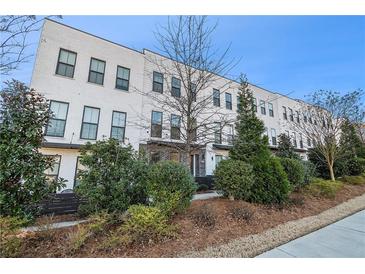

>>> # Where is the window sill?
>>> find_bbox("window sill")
[115,88,129,93]
[86,81,104,87]
[53,74,75,80]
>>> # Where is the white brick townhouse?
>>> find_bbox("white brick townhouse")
[32,19,311,192]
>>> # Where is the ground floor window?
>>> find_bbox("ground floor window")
[215,155,223,167]
[74,156,87,188]
[44,155,61,183]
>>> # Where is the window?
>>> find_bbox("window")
[253,97,257,112]
[191,118,197,141]
[151,111,163,138]
[191,83,197,102]
[283,106,287,120]
[152,71,163,93]
[115,66,130,91]
[44,155,61,182]
[299,133,304,148]
[292,132,297,147]
[215,155,223,167]
[170,114,181,140]
[46,101,69,137]
[110,111,126,141]
[80,106,100,140]
[227,124,234,145]
[312,139,316,146]
[56,49,77,78]
[214,122,222,144]
[303,113,308,123]
[213,89,220,107]
[271,128,277,146]
[88,58,105,85]
[309,116,313,124]
[74,156,86,188]
[307,137,311,147]
[225,93,232,110]
[171,77,181,97]
[268,102,274,117]
[289,108,294,121]
[314,119,317,126]
[264,127,268,137]
[150,152,161,163]
[285,130,290,137]
[260,100,266,115]
[296,111,300,123]
[237,95,241,111]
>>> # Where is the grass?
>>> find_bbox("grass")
[338,175,365,185]
[305,178,343,199]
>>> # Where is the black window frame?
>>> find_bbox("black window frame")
[88,57,106,85]
[214,122,222,144]
[55,48,77,78]
[171,76,181,98]
[296,111,300,123]
[115,65,130,91]
[44,155,61,183]
[110,110,127,142]
[227,124,234,145]
[45,100,69,137]
[73,156,82,188]
[151,111,163,138]
[271,128,277,146]
[170,114,181,140]
[283,106,287,120]
[213,89,220,107]
[80,106,100,140]
[191,82,197,102]
[260,100,266,115]
[289,108,294,122]
[225,93,232,110]
[268,102,274,117]
[152,71,163,93]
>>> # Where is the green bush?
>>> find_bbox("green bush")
[279,158,305,188]
[301,160,317,185]
[197,184,209,192]
[214,159,254,200]
[305,178,343,199]
[249,157,291,204]
[346,158,365,176]
[0,216,27,257]
[147,161,196,216]
[76,139,149,215]
[339,175,365,185]
[120,205,176,245]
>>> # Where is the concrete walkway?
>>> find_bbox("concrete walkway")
[193,191,221,200]
[257,210,365,258]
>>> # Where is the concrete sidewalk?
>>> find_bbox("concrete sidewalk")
[257,210,365,258]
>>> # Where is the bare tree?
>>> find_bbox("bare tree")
[291,89,364,181]
[1,15,61,75]
[137,16,238,167]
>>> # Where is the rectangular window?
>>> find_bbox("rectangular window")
[74,156,87,188]
[171,77,181,97]
[215,155,223,167]
[115,66,130,91]
[237,95,241,111]
[260,100,266,115]
[56,49,77,78]
[289,108,294,122]
[296,111,300,123]
[150,152,161,164]
[292,132,297,147]
[88,58,105,85]
[283,106,287,120]
[151,111,163,138]
[304,113,308,123]
[213,89,220,107]
[299,133,304,148]
[307,137,311,147]
[80,106,100,140]
[152,71,163,93]
[271,128,277,146]
[191,83,197,102]
[46,100,69,137]
[214,122,222,144]
[191,118,197,141]
[268,102,274,117]
[110,111,126,142]
[253,97,257,112]
[225,93,232,110]
[170,114,181,140]
[227,124,234,145]
[44,155,61,183]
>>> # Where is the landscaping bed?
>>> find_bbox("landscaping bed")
[17,182,365,258]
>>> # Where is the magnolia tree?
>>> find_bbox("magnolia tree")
[291,89,364,181]
[137,16,238,166]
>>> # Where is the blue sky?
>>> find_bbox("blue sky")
[3,16,365,102]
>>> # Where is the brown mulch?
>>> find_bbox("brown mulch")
[19,183,365,258]
[33,214,80,226]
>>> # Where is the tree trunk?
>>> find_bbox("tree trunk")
[328,162,335,181]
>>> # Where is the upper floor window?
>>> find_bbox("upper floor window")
[303,113,308,123]
[283,106,287,120]
[213,89,220,107]
[171,77,181,97]
[289,108,294,121]
[56,49,77,78]
[171,114,181,140]
[271,128,277,146]
[227,124,234,145]
[191,83,197,102]
[115,66,130,91]
[191,118,197,141]
[237,95,241,111]
[225,93,232,110]
[80,106,100,140]
[151,111,163,138]
[296,111,300,123]
[111,111,126,141]
[299,133,304,148]
[152,71,163,93]
[307,137,311,147]
[46,100,69,137]
[268,102,274,117]
[214,122,222,144]
[292,132,297,147]
[88,58,105,85]
[260,100,266,115]
[253,97,257,112]
[309,116,313,124]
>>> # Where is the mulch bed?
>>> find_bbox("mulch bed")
[19,183,365,258]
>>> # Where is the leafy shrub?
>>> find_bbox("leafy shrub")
[76,139,149,215]
[279,158,305,188]
[0,216,27,257]
[346,158,365,176]
[305,178,343,199]
[147,161,196,216]
[191,205,217,228]
[119,205,176,245]
[197,184,209,192]
[339,175,365,185]
[214,159,254,200]
[249,157,291,204]
[301,160,317,185]
[228,206,254,222]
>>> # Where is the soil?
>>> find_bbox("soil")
[19,182,365,258]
